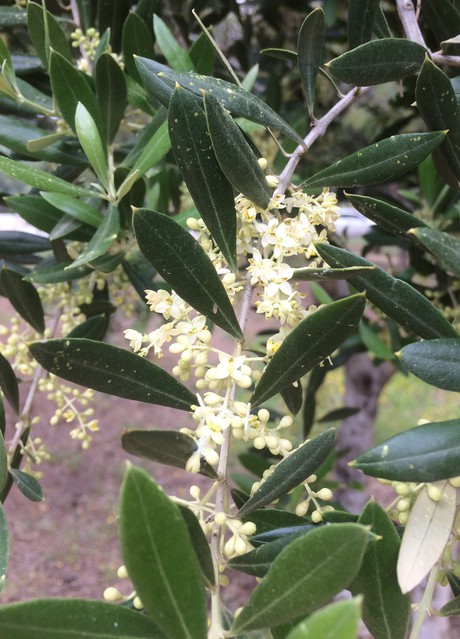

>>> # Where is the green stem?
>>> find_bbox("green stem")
[409,563,441,639]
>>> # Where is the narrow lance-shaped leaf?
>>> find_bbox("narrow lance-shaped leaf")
[416,56,460,183]
[0,503,8,594]
[135,57,306,146]
[0,598,167,638]
[411,227,460,278]
[1,268,45,334]
[125,119,171,178]
[297,8,325,118]
[328,38,426,86]
[29,338,196,411]
[230,523,369,634]
[121,429,217,479]
[345,193,428,246]
[348,0,381,49]
[421,0,460,43]
[134,208,242,339]
[397,481,456,593]
[352,418,460,482]
[252,294,365,406]
[398,338,460,392]
[293,265,375,281]
[153,14,193,72]
[10,469,43,502]
[286,599,362,639]
[122,11,155,82]
[204,91,271,209]
[238,428,336,518]
[304,131,446,188]
[27,1,72,68]
[68,205,119,269]
[0,156,97,198]
[315,243,457,340]
[169,86,237,270]
[351,500,411,639]
[75,102,109,191]
[0,432,7,496]
[95,53,127,145]
[120,465,207,639]
[177,505,215,587]
[40,192,103,228]
[0,352,19,413]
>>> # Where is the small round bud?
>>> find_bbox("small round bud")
[257,157,268,170]
[449,476,460,488]
[398,511,409,525]
[240,521,256,536]
[295,501,309,517]
[427,484,442,502]
[133,596,143,610]
[257,409,270,423]
[397,498,411,513]
[316,488,333,501]
[117,565,128,579]
[253,436,265,450]
[190,485,201,499]
[311,510,323,523]
[214,512,227,526]
[103,587,123,602]
[235,536,248,555]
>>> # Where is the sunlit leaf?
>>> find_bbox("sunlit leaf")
[120,465,207,639]
[1,268,45,334]
[305,131,445,187]
[134,208,242,339]
[135,57,305,146]
[351,500,411,639]
[297,8,325,118]
[286,599,361,639]
[0,598,166,638]
[169,86,237,270]
[68,205,119,269]
[0,156,96,197]
[40,192,103,228]
[237,428,336,518]
[252,294,364,406]
[75,102,109,190]
[315,243,457,339]
[29,338,196,411]
[328,38,426,86]
[204,91,271,209]
[10,469,43,502]
[352,418,460,482]
[121,429,217,479]
[397,481,456,593]
[124,119,171,178]
[230,523,368,633]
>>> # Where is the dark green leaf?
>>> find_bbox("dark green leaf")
[0,156,96,198]
[374,8,392,39]
[67,315,109,341]
[315,243,457,339]
[421,0,460,43]
[134,208,242,339]
[153,14,193,72]
[447,571,460,598]
[27,2,72,68]
[353,418,460,482]
[40,192,103,228]
[261,48,297,62]
[0,598,166,638]
[5,196,65,236]
[230,523,368,633]
[204,92,271,209]
[359,322,394,360]
[120,465,207,639]
[238,452,272,478]
[0,432,7,496]
[348,0,380,48]
[50,50,103,138]
[286,599,361,639]
[252,294,365,406]
[441,35,460,56]
[169,86,237,270]
[351,500,411,639]
[97,0,130,52]
[122,11,155,82]
[305,131,446,188]
[177,505,215,587]
[0,230,50,256]
[121,429,217,479]
[280,382,303,415]
[416,57,460,183]
[303,366,327,437]
[1,268,45,334]
[135,58,173,107]
[10,469,43,502]
[328,39,426,86]
[440,596,460,617]
[345,193,427,246]
[293,265,375,281]
[297,8,325,118]
[229,527,315,577]
[189,32,216,75]
[317,406,360,423]
[398,338,460,392]
[0,503,8,593]
[237,428,336,518]
[411,227,460,278]
[135,57,306,146]
[244,509,308,535]
[95,53,127,145]
[0,352,19,413]
[69,205,119,269]
[29,338,196,411]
